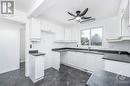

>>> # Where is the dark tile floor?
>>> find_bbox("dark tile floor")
[0,63,91,86]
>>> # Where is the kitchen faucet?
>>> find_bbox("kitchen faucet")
[88,46,91,51]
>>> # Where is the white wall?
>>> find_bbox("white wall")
[71,16,130,51]
[0,10,30,76]
[20,28,25,63]
[0,19,21,74]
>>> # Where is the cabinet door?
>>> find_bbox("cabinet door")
[129,0,130,25]
[35,56,44,79]
[30,18,41,40]
[64,28,72,41]
[68,52,87,69]
[71,28,79,42]
[52,52,60,70]
[105,16,121,39]
[121,4,130,36]
[119,0,128,17]
[61,51,104,72]
[41,24,51,32]
[61,51,72,64]
[74,52,88,70]
[87,54,104,71]
[56,28,64,40]
[29,55,35,81]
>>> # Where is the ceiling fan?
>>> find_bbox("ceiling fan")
[67,8,95,23]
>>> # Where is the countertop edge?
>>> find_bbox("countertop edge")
[102,57,130,63]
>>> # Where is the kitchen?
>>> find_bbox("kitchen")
[0,0,130,86]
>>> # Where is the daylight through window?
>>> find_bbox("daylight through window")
[81,27,102,46]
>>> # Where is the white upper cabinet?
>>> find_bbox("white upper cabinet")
[41,24,49,32]
[55,28,64,41]
[119,0,128,17]
[121,4,130,37]
[106,16,121,41]
[64,28,72,41]
[41,23,54,32]
[121,0,130,40]
[129,0,130,26]
[107,0,130,42]
[30,17,41,41]
[55,28,77,43]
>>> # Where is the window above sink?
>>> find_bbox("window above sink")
[80,27,103,47]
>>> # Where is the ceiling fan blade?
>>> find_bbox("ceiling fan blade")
[79,8,88,16]
[80,18,95,23]
[82,16,91,19]
[68,18,75,21]
[67,12,76,17]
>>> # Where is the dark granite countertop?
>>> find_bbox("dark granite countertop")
[52,47,129,54]
[103,54,130,63]
[53,48,104,55]
[29,50,45,56]
[86,70,130,86]
[52,47,130,63]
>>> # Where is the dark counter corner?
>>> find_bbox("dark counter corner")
[29,50,46,56]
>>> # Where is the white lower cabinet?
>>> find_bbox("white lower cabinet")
[86,53,104,71]
[104,60,130,77]
[52,52,60,70]
[29,55,45,83]
[61,51,104,72]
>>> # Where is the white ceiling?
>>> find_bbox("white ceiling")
[15,0,121,25]
[40,0,121,25]
[15,0,36,12]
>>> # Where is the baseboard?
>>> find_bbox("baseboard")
[0,67,19,74]
[61,62,93,74]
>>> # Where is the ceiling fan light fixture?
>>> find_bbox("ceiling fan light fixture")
[67,8,95,23]
[76,17,81,22]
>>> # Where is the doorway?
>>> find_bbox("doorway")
[20,26,25,71]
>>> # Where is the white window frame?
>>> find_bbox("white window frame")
[80,26,103,47]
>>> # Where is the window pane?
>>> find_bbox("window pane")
[81,30,90,45]
[91,28,102,46]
